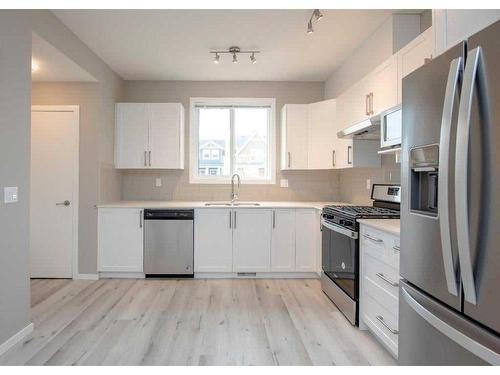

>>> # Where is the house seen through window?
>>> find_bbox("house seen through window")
[192,98,275,183]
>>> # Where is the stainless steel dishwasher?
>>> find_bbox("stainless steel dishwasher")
[143,209,194,277]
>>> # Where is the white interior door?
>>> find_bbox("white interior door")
[30,106,79,278]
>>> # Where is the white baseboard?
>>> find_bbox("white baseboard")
[99,272,145,279]
[195,272,320,279]
[0,322,34,356]
[74,273,99,280]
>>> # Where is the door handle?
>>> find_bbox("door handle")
[272,211,276,229]
[233,211,237,229]
[56,200,70,206]
[347,145,352,165]
[365,94,370,116]
[363,233,383,243]
[376,272,399,287]
[369,92,374,115]
[332,150,336,167]
[393,245,400,252]
[455,47,482,305]
[438,56,463,297]
[144,151,147,167]
[229,210,232,229]
[376,315,398,335]
[139,210,143,228]
[148,150,152,167]
[287,152,291,168]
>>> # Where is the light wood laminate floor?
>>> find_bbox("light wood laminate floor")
[0,278,396,366]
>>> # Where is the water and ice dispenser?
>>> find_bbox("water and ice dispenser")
[410,145,439,216]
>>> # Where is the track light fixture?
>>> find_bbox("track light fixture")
[210,46,260,64]
[307,9,324,34]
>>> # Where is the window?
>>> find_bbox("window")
[190,98,276,184]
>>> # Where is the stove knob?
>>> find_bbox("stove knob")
[339,219,345,225]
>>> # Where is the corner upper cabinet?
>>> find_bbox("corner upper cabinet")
[115,103,185,169]
[281,104,309,170]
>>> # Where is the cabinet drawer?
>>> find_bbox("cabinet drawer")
[361,226,399,269]
[364,252,400,301]
[362,293,399,357]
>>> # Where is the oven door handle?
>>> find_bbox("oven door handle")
[321,218,358,239]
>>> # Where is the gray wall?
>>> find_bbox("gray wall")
[121,80,341,202]
[0,9,123,346]
[0,11,33,348]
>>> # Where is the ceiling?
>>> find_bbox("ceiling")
[52,9,413,82]
[32,33,97,82]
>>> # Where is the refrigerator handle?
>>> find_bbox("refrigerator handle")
[401,285,500,365]
[438,57,462,297]
[455,47,482,305]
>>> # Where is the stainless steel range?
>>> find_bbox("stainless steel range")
[321,184,400,325]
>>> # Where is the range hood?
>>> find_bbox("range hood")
[337,116,381,140]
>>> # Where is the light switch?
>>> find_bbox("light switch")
[4,186,18,203]
[280,179,289,188]
[155,178,162,187]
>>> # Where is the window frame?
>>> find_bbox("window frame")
[189,97,276,184]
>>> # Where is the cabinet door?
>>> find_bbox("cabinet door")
[336,77,371,132]
[194,209,233,272]
[368,55,398,116]
[115,103,148,168]
[233,209,272,272]
[295,209,319,272]
[148,103,184,169]
[308,100,337,169]
[98,208,144,272]
[397,27,435,103]
[270,210,296,272]
[281,104,309,170]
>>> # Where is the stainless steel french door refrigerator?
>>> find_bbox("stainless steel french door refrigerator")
[399,20,500,365]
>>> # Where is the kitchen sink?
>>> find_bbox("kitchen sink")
[204,202,261,207]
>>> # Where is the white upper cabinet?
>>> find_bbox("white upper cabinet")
[433,10,500,56]
[397,27,435,103]
[232,209,272,273]
[270,209,296,272]
[336,77,372,134]
[281,104,309,170]
[115,103,185,169]
[308,99,337,169]
[98,208,144,273]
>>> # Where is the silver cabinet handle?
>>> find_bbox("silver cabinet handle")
[347,145,352,165]
[233,211,237,229]
[439,57,462,297]
[144,151,147,167]
[272,211,276,229]
[376,272,399,287]
[456,47,482,305]
[365,94,370,115]
[139,210,143,228]
[369,92,374,115]
[287,152,291,168]
[148,150,152,167]
[376,315,398,335]
[393,245,400,252]
[363,233,383,243]
[332,150,336,167]
[56,200,70,206]
[229,210,232,229]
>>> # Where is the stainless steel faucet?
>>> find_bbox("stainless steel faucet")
[231,173,241,203]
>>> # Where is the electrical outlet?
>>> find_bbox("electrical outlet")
[280,179,289,188]
[4,186,18,203]
[366,179,371,190]
[155,178,162,187]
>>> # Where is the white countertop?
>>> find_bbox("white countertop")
[357,219,400,235]
[97,200,349,210]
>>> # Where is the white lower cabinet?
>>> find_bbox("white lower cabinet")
[359,224,400,358]
[232,209,272,272]
[98,208,144,272]
[295,209,320,272]
[194,209,233,272]
[270,209,296,272]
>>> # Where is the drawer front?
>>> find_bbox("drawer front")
[363,269,399,314]
[362,293,399,357]
[361,226,400,269]
[364,252,400,301]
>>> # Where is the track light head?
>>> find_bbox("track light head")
[214,53,220,64]
[307,20,314,34]
[314,9,323,21]
[250,53,257,64]
[232,53,238,63]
